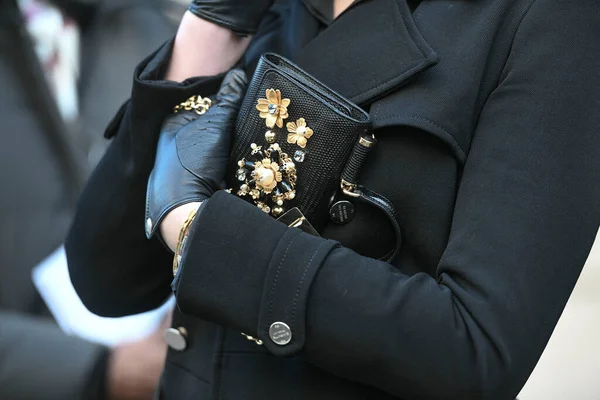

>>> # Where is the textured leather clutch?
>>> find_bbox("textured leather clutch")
[227,53,371,231]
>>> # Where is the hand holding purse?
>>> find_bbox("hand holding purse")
[144,69,248,239]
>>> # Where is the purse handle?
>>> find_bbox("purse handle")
[339,133,403,263]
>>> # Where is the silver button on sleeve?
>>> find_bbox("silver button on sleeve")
[164,327,188,351]
[269,322,292,345]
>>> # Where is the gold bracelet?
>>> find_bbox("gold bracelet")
[172,206,200,277]
[173,95,212,115]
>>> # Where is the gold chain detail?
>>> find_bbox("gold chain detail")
[241,333,263,346]
[173,95,212,115]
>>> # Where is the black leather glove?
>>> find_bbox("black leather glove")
[188,0,275,35]
[145,69,248,239]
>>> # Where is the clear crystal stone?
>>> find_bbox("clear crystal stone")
[268,104,278,114]
[236,168,247,181]
[293,150,305,163]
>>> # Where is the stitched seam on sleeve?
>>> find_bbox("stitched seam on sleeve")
[290,241,329,329]
[268,231,301,322]
[469,0,538,151]
[498,0,539,80]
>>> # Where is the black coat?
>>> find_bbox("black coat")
[66,1,600,399]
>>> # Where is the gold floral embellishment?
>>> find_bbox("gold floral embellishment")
[286,118,313,148]
[233,144,297,216]
[251,158,283,193]
[256,89,290,128]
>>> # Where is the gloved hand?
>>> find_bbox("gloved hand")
[188,0,275,35]
[145,69,248,239]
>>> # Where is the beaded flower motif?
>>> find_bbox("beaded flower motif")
[235,143,297,217]
[256,89,290,128]
[286,118,314,148]
[251,158,283,193]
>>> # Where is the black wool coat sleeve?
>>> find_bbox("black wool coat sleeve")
[171,2,600,399]
[65,40,225,316]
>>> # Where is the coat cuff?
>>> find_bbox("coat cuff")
[173,191,338,356]
[133,38,226,105]
[104,38,226,139]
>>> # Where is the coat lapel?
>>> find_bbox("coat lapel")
[293,0,438,106]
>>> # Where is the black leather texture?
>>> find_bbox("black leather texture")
[355,186,402,262]
[188,0,275,35]
[228,53,371,231]
[145,69,248,238]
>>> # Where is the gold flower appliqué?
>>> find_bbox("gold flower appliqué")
[286,118,314,148]
[256,89,290,128]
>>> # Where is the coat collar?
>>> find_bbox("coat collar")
[291,0,438,106]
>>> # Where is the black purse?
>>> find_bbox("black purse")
[228,53,401,262]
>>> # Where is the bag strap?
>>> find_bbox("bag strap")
[339,133,403,263]
[355,186,402,263]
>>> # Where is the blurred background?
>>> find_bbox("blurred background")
[1,1,185,399]
[0,0,598,399]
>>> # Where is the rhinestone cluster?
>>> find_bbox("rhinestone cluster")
[233,88,314,217]
[235,144,296,217]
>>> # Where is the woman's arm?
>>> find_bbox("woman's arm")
[156,12,251,250]
[165,11,251,82]
[66,13,251,317]
[171,1,600,398]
